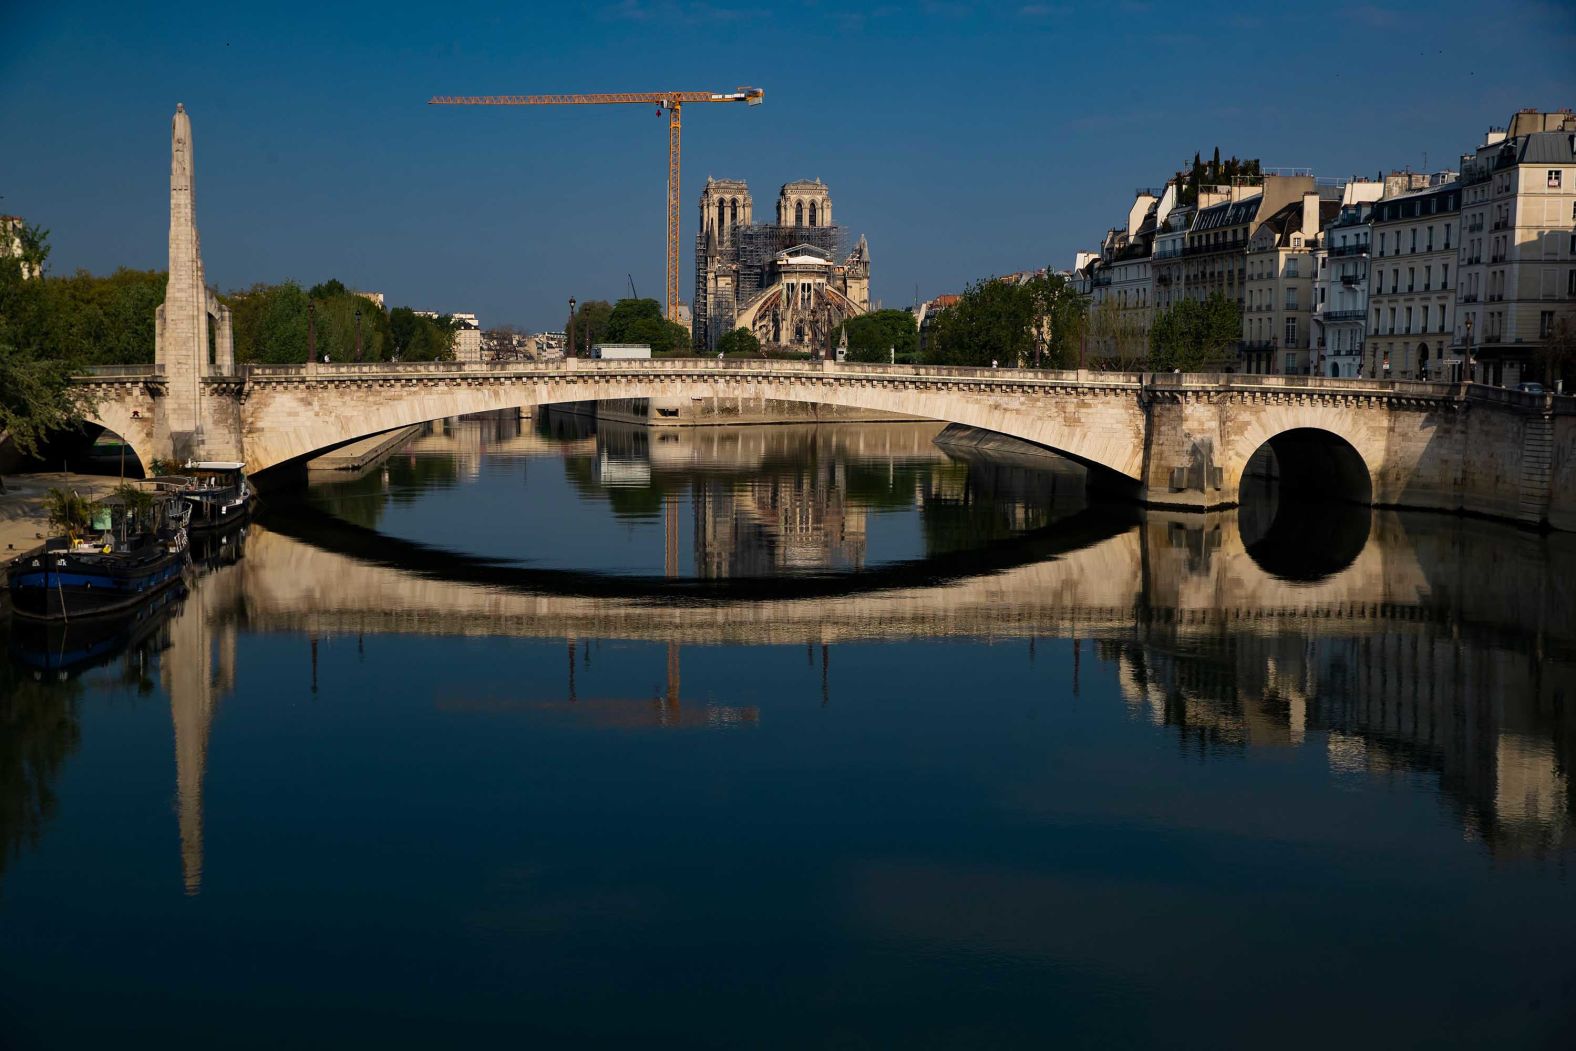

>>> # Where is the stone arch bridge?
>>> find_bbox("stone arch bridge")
[72,358,1575,529]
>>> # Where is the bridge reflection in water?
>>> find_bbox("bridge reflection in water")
[6,418,1572,900]
[9,508,1565,896]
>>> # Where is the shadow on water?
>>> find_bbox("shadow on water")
[257,493,1142,602]
[1238,432,1373,582]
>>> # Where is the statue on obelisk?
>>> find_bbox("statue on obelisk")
[154,103,234,461]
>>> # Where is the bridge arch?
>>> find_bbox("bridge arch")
[1227,402,1382,507]
[77,390,160,476]
[237,365,1150,481]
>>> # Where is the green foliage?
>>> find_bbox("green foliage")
[926,278,1033,367]
[716,327,762,357]
[111,483,156,524]
[1025,272,1085,368]
[832,309,918,363]
[0,224,91,456]
[224,281,442,363]
[599,298,688,355]
[1149,293,1242,372]
[224,281,308,363]
[43,488,98,541]
[1175,151,1262,207]
[389,307,456,362]
[606,298,662,340]
[39,268,165,366]
[566,300,613,354]
[307,278,348,300]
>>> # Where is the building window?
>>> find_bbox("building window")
[1411,229,1418,253]
[795,200,804,225]
[1285,317,1297,346]
[730,198,738,226]
[1408,267,1415,292]
[1442,262,1449,289]
[1549,170,1563,189]
[808,201,818,227]
[1542,311,1556,337]
[1444,223,1451,249]
[1438,305,1447,331]
[1426,225,1434,251]
[1391,270,1398,294]
[1405,306,1413,334]
[1286,288,1298,310]
[1389,307,1396,333]
[1424,265,1432,290]
[1286,258,1299,278]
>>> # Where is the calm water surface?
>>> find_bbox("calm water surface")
[2,411,1573,1047]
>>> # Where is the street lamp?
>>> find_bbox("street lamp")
[567,296,577,359]
[1464,313,1475,384]
[354,307,363,362]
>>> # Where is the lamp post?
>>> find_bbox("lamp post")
[567,296,577,359]
[1465,313,1475,384]
[354,307,363,362]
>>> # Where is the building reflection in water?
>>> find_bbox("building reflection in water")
[4,413,1573,898]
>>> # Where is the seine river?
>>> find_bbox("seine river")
[2,411,1573,1046]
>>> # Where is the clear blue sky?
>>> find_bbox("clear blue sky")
[3,1,1572,332]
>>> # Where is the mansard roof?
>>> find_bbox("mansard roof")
[1193,195,1262,232]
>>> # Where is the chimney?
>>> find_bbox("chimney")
[1301,191,1321,241]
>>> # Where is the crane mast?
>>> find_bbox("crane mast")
[429,88,763,326]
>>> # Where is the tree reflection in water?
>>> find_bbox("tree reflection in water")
[0,626,83,890]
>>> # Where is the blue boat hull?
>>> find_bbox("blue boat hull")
[7,548,189,621]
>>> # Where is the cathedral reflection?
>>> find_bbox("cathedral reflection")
[3,418,1573,898]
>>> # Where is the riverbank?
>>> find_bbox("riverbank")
[306,425,422,473]
[0,473,132,597]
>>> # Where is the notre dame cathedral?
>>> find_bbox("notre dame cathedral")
[692,177,871,353]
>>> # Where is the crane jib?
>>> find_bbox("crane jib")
[428,88,763,323]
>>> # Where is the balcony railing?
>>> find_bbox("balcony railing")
[1323,310,1367,322]
[1329,243,1369,257]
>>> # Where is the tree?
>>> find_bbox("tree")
[1149,292,1241,372]
[924,276,1039,367]
[567,299,613,354]
[0,224,90,461]
[1536,315,1576,391]
[832,309,918,363]
[1084,295,1148,369]
[1025,272,1086,368]
[307,278,348,300]
[42,488,98,543]
[716,327,762,357]
[606,298,663,341]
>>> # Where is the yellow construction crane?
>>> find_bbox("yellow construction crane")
[429,88,764,325]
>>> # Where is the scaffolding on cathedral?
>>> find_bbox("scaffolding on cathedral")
[734,223,845,303]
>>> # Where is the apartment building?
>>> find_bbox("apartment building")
[1315,201,1376,377]
[1181,174,1317,311]
[1457,109,1576,386]
[1152,202,1191,312]
[1366,176,1461,379]
[1083,187,1171,361]
[1242,192,1334,374]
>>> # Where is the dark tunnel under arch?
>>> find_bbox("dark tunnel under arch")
[1239,428,1373,582]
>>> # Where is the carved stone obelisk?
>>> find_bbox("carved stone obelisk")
[154,103,235,462]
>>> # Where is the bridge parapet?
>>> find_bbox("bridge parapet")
[62,357,1575,531]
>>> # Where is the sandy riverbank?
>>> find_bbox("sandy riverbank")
[0,472,131,563]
